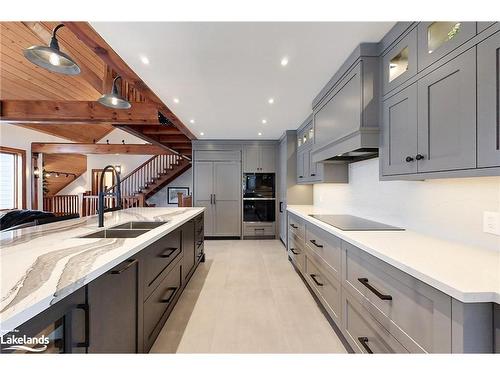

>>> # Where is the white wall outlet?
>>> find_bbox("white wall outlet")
[483,211,500,235]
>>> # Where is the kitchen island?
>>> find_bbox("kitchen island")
[0,207,205,353]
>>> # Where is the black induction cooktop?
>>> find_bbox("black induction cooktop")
[309,215,404,231]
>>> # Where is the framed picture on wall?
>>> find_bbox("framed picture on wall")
[167,187,190,204]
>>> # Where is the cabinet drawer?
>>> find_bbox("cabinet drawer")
[305,223,341,280]
[288,213,305,240]
[343,242,451,353]
[143,229,182,295]
[305,252,342,325]
[143,259,182,350]
[243,222,275,237]
[417,22,476,71]
[382,26,418,94]
[288,231,305,272]
[342,288,409,353]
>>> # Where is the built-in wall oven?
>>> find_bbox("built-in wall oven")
[243,173,276,224]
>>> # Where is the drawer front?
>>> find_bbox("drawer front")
[143,229,182,294]
[144,259,182,350]
[288,213,305,239]
[288,231,305,272]
[342,288,409,354]
[195,213,205,251]
[343,241,451,353]
[244,222,275,236]
[417,22,476,71]
[305,252,342,325]
[305,223,341,280]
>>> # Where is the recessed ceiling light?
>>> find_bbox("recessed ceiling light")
[140,55,150,65]
[258,132,262,136]
[200,132,204,136]
[262,119,267,124]
[268,98,274,104]
[190,119,195,124]
[173,98,180,104]
[280,57,289,66]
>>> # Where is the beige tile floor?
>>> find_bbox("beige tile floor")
[149,239,347,353]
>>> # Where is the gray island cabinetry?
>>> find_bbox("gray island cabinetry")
[1,210,205,354]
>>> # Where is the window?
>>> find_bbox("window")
[0,147,26,210]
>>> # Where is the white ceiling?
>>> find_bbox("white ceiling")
[91,22,394,140]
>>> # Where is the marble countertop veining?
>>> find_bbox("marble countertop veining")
[0,207,204,335]
[287,205,500,304]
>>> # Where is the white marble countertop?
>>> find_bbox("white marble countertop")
[287,205,500,304]
[0,207,204,335]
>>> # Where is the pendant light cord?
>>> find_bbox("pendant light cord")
[52,23,65,38]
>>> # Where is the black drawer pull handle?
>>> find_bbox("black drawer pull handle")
[358,278,392,300]
[159,248,178,258]
[405,156,414,162]
[254,228,265,231]
[299,175,304,178]
[310,239,323,248]
[111,259,138,274]
[75,303,90,348]
[290,224,298,229]
[415,154,425,161]
[160,287,178,304]
[310,274,324,287]
[310,173,316,176]
[289,248,299,255]
[357,337,373,354]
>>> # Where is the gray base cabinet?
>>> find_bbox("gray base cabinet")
[87,259,140,353]
[287,212,496,353]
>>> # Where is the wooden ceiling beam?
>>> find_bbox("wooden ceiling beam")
[64,22,197,140]
[1,100,160,124]
[158,135,192,143]
[21,22,103,94]
[31,143,171,155]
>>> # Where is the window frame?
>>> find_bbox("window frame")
[0,146,26,210]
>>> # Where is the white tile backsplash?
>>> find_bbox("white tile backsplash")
[313,158,500,251]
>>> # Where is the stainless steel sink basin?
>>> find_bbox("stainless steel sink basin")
[111,221,167,230]
[80,229,150,239]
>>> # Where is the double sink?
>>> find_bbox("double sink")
[80,221,168,239]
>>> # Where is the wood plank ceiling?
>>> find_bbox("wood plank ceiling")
[0,22,195,156]
[0,22,113,142]
[43,153,87,195]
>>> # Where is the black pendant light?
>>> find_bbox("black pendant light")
[23,24,81,75]
[97,76,131,109]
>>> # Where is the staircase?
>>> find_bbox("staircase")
[106,153,191,201]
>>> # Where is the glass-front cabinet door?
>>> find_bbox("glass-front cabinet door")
[382,27,417,94]
[417,22,476,71]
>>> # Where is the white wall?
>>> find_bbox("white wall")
[146,168,192,207]
[313,158,500,252]
[0,123,70,209]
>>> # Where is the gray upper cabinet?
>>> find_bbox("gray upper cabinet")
[243,144,276,173]
[417,48,476,172]
[477,31,500,168]
[296,115,348,184]
[243,146,260,172]
[311,44,380,163]
[382,26,418,94]
[417,22,476,71]
[478,22,496,34]
[380,83,418,176]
